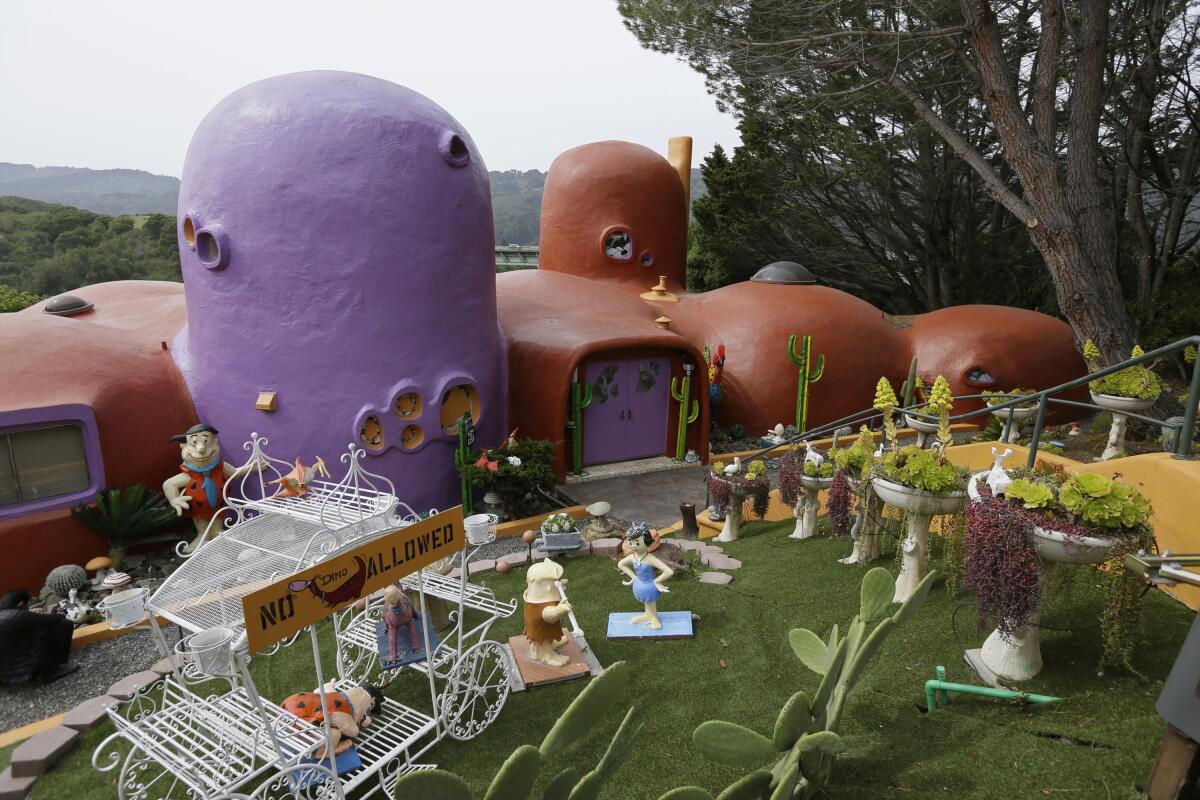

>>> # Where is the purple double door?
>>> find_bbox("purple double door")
[582,356,670,465]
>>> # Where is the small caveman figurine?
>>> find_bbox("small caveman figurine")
[617,522,674,630]
[381,585,422,662]
[162,424,258,553]
[522,560,573,667]
[281,682,384,758]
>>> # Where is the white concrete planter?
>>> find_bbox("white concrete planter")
[903,414,941,449]
[839,478,882,565]
[980,524,1120,681]
[988,405,1036,443]
[871,477,965,602]
[714,484,746,543]
[789,474,834,540]
[1091,391,1156,460]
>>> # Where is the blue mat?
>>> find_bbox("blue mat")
[607,610,694,640]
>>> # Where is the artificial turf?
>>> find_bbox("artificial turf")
[13,520,1193,799]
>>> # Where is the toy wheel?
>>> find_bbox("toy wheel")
[438,640,511,741]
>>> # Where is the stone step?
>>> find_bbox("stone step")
[10,725,79,778]
[0,766,36,799]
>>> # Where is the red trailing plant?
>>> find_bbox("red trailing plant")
[827,469,852,537]
[963,485,1041,635]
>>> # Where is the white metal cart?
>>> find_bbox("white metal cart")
[91,434,515,800]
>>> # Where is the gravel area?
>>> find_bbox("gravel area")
[0,624,181,733]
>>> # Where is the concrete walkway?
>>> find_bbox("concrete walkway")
[559,464,709,527]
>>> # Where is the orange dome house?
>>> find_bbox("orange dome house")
[500,138,1088,481]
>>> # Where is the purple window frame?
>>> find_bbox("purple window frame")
[0,404,105,521]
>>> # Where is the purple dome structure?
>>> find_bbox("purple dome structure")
[172,71,503,511]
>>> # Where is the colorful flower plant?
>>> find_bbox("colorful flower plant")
[827,470,853,538]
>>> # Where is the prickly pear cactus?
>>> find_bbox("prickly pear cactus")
[45,564,87,598]
[685,567,938,799]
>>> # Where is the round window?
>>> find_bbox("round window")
[440,383,481,434]
[395,392,422,419]
[401,424,425,450]
[360,415,384,450]
[604,230,633,262]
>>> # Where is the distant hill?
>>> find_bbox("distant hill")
[0,162,707,245]
[0,163,179,216]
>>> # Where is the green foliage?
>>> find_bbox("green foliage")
[983,389,1038,409]
[1088,344,1163,400]
[457,438,556,519]
[801,459,835,478]
[0,197,180,296]
[1058,473,1153,529]
[829,426,876,479]
[687,568,937,799]
[396,662,639,800]
[1004,479,1055,509]
[71,485,178,560]
[877,446,967,494]
[540,512,576,534]
[0,283,41,312]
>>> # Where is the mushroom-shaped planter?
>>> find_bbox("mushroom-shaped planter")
[839,477,883,565]
[1090,391,1156,460]
[790,474,834,540]
[989,405,1037,443]
[979,526,1119,681]
[86,555,113,588]
[871,477,965,602]
[903,413,941,449]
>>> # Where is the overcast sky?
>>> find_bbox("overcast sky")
[0,1,740,177]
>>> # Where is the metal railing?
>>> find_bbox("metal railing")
[730,335,1200,468]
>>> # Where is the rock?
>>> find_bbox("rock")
[674,539,706,552]
[0,766,37,799]
[589,538,622,557]
[62,696,119,732]
[10,726,79,777]
[122,555,146,571]
[496,551,529,568]
[704,555,742,570]
[40,592,62,610]
[701,544,724,554]
[467,559,495,576]
[653,541,689,574]
[698,571,733,585]
[107,670,161,701]
[150,656,181,675]
[586,501,611,517]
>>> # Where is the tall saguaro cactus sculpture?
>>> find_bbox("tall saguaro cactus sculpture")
[455,414,474,515]
[787,334,826,432]
[565,377,593,474]
[671,364,700,461]
[900,357,920,408]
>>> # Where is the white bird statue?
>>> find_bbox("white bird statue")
[803,444,825,469]
[723,456,742,476]
[986,447,1014,496]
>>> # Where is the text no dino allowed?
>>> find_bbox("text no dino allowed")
[240,506,465,652]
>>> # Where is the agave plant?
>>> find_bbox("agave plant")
[72,484,178,569]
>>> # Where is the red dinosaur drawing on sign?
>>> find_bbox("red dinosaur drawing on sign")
[289,556,368,608]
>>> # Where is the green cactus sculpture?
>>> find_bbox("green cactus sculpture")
[454,413,474,515]
[671,365,701,461]
[900,357,920,408]
[564,379,593,474]
[396,662,640,800]
[669,568,938,800]
[787,334,825,432]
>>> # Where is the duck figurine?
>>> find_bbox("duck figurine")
[723,456,742,476]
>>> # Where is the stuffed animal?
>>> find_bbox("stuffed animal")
[381,585,421,661]
[281,682,384,757]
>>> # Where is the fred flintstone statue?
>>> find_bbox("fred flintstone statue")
[163,424,259,553]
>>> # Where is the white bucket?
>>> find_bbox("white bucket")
[100,587,148,629]
[187,627,235,676]
[464,513,498,545]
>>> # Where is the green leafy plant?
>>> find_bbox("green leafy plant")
[876,446,967,494]
[395,662,639,800]
[457,438,556,519]
[1058,473,1152,529]
[829,426,876,480]
[872,377,899,445]
[802,459,836,479]
[983,388,1038,409]
[72,485,178,569]
[541,512,577,534]
[1004,479,1055,509]
[927,374,954,450]
[1086,342,1163,400]
[668,568,938,799]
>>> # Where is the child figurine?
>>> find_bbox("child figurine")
[522,560,573,667]
[381,585,421,662]
[617,522,674,629]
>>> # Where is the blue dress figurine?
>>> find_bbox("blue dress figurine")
[617,522,675,630]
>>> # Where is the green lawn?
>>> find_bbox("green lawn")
[15,520,1192,799]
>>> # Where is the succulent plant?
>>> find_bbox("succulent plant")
[45,564,88,598]
[671,568,938,800]
[541,512,576,535]
[1004,479,1054,509]
[802,460,836,479]
[1059,473,1152,529]
[928,374,954,449]
[1083,339,1101,366]
[872,377,899,445]
[395,662,639,800]
[829,427,876,480]
[877,446,967,494]
[1088,343,1162,400]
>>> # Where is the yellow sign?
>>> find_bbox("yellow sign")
[241,506,464,653]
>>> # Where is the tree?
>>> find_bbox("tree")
[0,284,41,313]
[618,0,1200,363]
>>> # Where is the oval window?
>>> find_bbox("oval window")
[395,392,422,419]
[360,415,384,450]
[401,424,425,450]
[440,383,481,434]
[182,216,196,249]
[604,230,633,262]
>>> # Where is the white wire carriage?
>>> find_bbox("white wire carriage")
[92,435,516,800]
